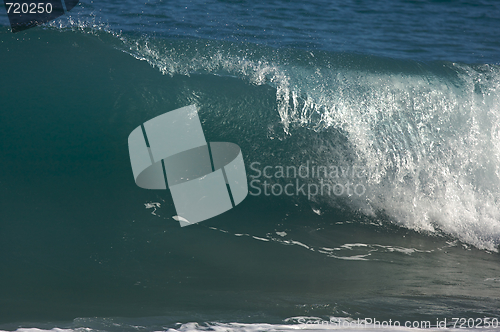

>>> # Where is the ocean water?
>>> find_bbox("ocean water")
[1,1,500,331]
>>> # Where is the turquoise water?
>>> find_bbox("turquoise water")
[1,1,500,331]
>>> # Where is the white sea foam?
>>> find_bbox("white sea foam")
[3,319,490,332]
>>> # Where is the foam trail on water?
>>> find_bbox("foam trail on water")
[1,320,486,332]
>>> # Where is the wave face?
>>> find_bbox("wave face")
[1,26,500,326]
[114,30,500,251]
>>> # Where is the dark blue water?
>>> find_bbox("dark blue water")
[1,1,500,331]
[42,0,500,64]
